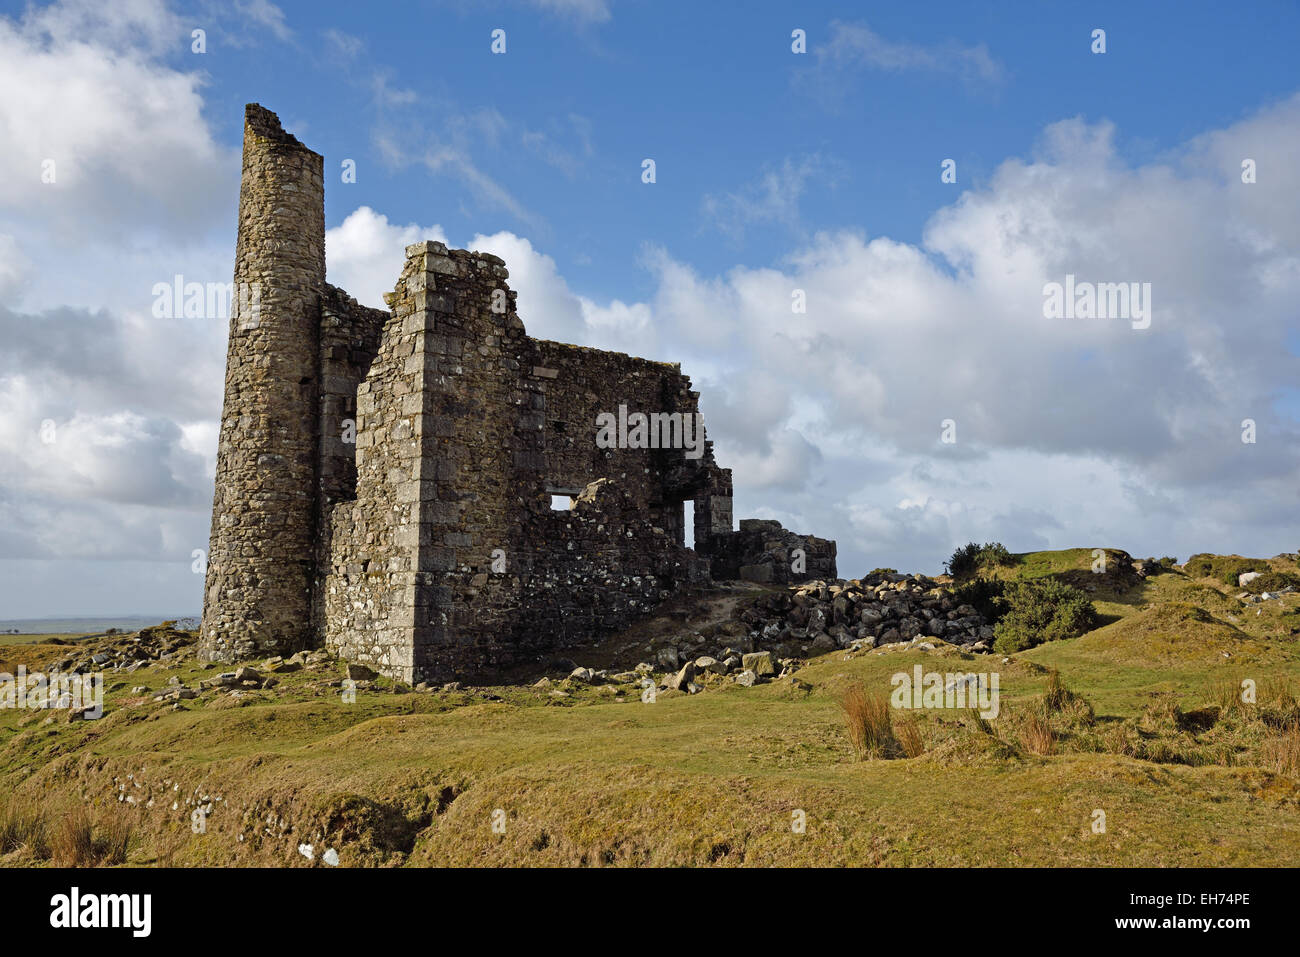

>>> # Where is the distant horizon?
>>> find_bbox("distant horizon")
[0,614,198,633]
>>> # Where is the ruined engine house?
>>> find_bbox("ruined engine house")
[199,105,834,683]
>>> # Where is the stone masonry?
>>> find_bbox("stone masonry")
[200,104,836,683]
[704,519,837,585]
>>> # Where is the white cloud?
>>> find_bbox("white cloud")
[0,1,230,228]
[325,207,448,310]
[564,98,1300,574]
[323,27,362,58]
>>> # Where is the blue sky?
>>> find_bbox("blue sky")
[0,0,1298,617]
[185,0,1300,298]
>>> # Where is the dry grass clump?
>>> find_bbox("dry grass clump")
[1261,720,1300,778]
[1041,670,1095,726]
[895,717,925,758]
[48,806,132,867]
[0,796,49,858]
[840,683,895,760]
[1019,710,1056,755]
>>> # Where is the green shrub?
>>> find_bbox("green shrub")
[952,577,1007,624]
[1240,571,1300,594]
[945,542,1014,581]
[992,578,1096,653]
[1183,553,1268,586]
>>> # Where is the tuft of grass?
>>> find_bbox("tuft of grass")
[0,797,48,857]
[1261,721,1300,778]
[1038,670,1096,740]
[50,806,132,867]
[840,683,894,760]
[1259,677,1297,715]
[1042,670,1067,710]
[895,717,925,758]
[50,809,95,866]
[1019,711,1056,755]
[1213,678,1246,716]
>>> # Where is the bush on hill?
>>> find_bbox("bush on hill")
[1240,571,1300,595]
[1182,553,1268,586]
[992,578,1097,653]
[945,542,1014,581]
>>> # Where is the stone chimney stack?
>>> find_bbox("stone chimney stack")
[199,104,326,661]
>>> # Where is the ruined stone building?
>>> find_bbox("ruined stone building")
[199,105,835,683]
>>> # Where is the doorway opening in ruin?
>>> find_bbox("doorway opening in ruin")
[683,500,695,549]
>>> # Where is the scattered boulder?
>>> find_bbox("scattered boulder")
[664,661,697,691]
[694,656,725,675]
[742,651,775,678]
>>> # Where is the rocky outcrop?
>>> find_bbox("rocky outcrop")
[704,518,837,584]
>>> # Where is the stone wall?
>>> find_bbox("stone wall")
[705,518,838,585]
[322,242,722,683]
[512,479,710,651]
[532,340,727,547]
[311,285,387,640]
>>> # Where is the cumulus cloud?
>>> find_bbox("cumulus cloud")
[0,0,233,616]
[0,0,232,232]
[565,98,1300,574]
[325,207,449,309]
[327,91,1300,579]
[0,304,222,509]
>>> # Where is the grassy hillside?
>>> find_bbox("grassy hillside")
[1,549,1298,867]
